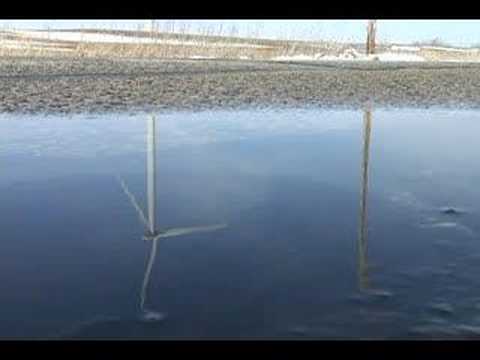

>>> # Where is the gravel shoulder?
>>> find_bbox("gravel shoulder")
[1,57,479,114]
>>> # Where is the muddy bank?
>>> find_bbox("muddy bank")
[1,57,480,113]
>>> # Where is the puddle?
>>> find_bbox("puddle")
[2,107,480,338]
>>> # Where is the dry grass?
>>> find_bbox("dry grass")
[74,42,343,60]
[419,48,480,62]
[0,29,345,60]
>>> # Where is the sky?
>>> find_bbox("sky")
[0,20,479,46]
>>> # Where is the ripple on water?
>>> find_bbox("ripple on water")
[409,324,460,338]
[348,289,394,304]
[141,310,167,323]
[454,324,480,336]
[439,206,467,216]
[419,221,475,237]
[367,289,394,299]
[288,326,309,336]
[428,302,455,315]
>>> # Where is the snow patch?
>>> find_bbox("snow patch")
[372,52,426,62]
[422,46,479,53]
[188,55,217,59]
[272,54,322,61]
[390,45,421,52]
[272,48,426,62]
[10,30,269,48]
[272,48,363,61]
[0,38,73,52]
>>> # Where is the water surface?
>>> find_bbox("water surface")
[2,107,480,339]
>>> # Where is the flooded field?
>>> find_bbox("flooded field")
[2,107,480,339]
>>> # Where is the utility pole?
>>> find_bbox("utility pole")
[366,20,377,55]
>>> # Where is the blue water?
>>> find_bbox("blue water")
[2,107,480,339]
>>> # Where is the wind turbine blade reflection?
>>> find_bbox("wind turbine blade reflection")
[140,238,158,313]
[117,175,150,230]
[154,223,228,239]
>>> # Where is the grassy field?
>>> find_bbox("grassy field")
[0,29,347,60]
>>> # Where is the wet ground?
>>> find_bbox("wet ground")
[1,58,480,113]
[2,107,480,339]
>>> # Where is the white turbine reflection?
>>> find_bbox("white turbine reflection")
[118,114,227,322]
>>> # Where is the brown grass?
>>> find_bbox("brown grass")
[0,29,345,60]
[419,48,480,62]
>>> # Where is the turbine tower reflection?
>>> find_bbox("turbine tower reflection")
[358,107,372,291]
[118,115,227,321]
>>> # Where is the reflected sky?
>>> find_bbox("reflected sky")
[2,107,480,338]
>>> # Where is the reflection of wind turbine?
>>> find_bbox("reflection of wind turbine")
[118,115,227,321]
[357,108,372,291]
